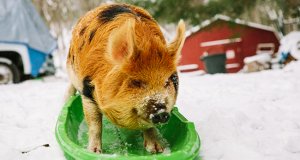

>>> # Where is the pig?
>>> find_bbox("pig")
[65,3,185,153]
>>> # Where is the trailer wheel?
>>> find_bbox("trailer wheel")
[0,62,21,84]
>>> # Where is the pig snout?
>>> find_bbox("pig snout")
[151,111,170,124]
[147,102,170,124]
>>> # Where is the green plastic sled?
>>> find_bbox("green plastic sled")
[55,95,201,160]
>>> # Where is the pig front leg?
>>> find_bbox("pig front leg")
[82,96,102,153]
[143,128,164,153]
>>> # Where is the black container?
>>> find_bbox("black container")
[201,53,226,74]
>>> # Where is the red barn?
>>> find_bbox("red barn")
[180,15,280,73]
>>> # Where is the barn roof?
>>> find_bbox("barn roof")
[186,15,278,38]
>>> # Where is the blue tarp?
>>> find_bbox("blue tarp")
[28,47,47,76]
[0,0,56,54]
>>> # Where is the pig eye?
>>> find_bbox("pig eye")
[164,80,170,88]
[129,79,144,88]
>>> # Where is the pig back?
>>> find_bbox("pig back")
[67,4,165,80]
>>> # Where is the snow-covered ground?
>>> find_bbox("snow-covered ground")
[178,62,300,160]
[0,77,67,160]
[1,62,300,160]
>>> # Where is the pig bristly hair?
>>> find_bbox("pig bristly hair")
[67,3,186,129]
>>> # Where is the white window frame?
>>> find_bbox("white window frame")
[200,38,242,47]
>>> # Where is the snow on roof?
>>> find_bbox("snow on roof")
[186,14,277,37]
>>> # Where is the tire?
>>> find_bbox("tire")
[0,62,21,84]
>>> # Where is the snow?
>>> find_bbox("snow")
[1,62,300,159]
[278,31,300,59]
[177,61,300,160]
[244,53,271,64]
[0,77,68,160]
[186,14,277,37]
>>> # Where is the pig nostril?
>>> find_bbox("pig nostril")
[159,112,170,123]
[151,112,170,124]
[151,114,161,124]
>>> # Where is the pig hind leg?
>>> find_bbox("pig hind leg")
[82,96,103,153]
[143,128,164,153]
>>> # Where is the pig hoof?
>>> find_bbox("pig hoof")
[88,146,102,153]
[144,139,164,153]
[93,147,102,153]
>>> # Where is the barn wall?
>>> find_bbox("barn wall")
[241,27,280,58]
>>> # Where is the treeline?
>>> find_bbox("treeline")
[31,0,300,53]
[119,0,300,35]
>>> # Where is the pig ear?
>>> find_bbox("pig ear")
[107,20,135,64]
[168,20,186,63]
